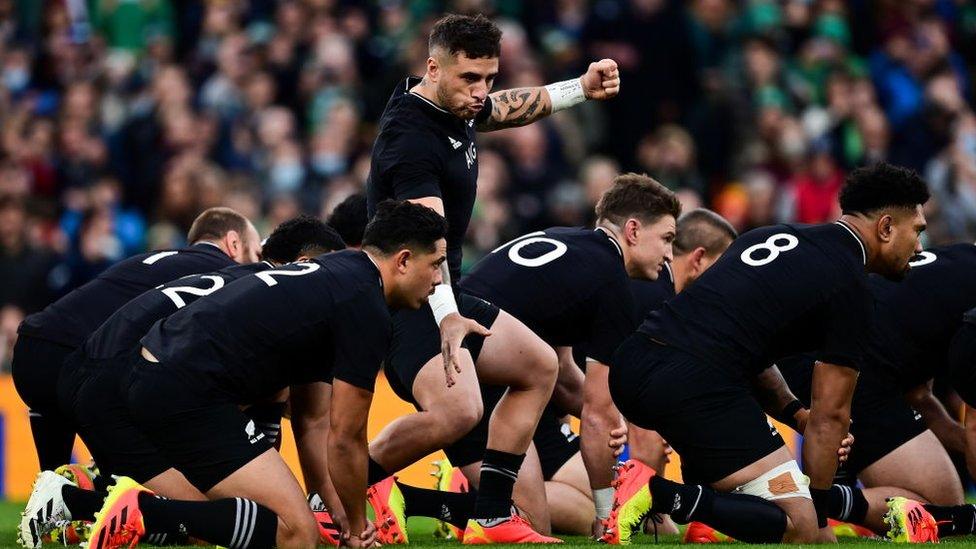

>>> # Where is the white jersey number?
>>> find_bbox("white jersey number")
[160,275,225,308]
[909,251,936,267]
[255,262,321,287]
[142,251,179,265]
[740,233,799,267]
[493,232,568,268]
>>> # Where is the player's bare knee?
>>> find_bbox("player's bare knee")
[438,397,483,437]
[781,510,818,543]
[277,510,319,549]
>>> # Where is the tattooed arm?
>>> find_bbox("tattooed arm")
[476,59,620,132]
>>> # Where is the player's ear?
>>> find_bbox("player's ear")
[691,247,707,272]
[877,214,894,243]
[225,230,242,257]
[394,248,412,273]
[624,218,641,246]
[427,56,439,82]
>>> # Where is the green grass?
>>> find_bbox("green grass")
[4,500,976,548]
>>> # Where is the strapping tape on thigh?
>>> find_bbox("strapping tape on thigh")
[733,460,811,501]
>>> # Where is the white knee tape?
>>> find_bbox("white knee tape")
[733,460,811,501]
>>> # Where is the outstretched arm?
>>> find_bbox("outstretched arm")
[476,59,620,132]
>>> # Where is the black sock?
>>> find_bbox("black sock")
[92,474,112,492]
[826,484,869,524]
[398,482,476,527]
[61,485,106,522]
[924,503,976,537]
[28,412,76,471]
[367,456,391,486]
[649,476,787,543]
[472,449,524,521]
[244,402,286,451]
[135,492,277,549]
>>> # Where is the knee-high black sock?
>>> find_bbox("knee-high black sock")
[29,413,76,471]
[472,450,524,521]
[826,484,869,524]
[398,482,476,528]
[61,485,106,522]
[649,476,787,543]
[367,456,391,486]
[135,493,277,549]
[244,403,286,451]
[924,503,976,537]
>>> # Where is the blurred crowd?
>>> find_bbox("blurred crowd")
[1,0,975,367]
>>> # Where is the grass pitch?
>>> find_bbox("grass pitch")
[3,500,976,548]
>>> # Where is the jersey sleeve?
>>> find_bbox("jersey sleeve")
[385,132,443,201]
[818,278,873,371]
[586,277,638,365]
[330,291,391,391]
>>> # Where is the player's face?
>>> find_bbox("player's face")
[627,215,676,280]
[431,52,498,120]
[397,238,447,309]
[878,205,926,280]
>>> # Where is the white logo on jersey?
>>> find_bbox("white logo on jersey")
[465,141,477,169]
[448,136,463,150]
[244,420,266,444]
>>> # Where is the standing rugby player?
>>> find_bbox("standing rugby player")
[366,13,619,543]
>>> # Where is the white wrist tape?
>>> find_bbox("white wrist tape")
[593,487,615,520]
[430,284,459,326]
[545,78,587,113]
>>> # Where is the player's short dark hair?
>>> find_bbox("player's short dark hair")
[187,207,250,244]
[674,209,738,257]
[327,193,368,248]
[838,162,930,215]
[363,200,448,256]
[262,215,345,264]
[595,173,682,227]
[429,14,501,59]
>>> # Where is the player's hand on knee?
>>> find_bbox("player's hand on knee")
[609,425,628,457]
[439,313,491,387]
[837,432,855,463]
[581,59,620,100]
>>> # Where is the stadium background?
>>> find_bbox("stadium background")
[0,0,971,500]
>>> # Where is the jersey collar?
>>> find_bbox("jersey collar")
[594,226,624,258]
[404,77,452,115]
[834,220,867,266]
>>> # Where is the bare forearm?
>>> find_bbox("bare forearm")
[580,407,617,489]
[552,347,584,417]
[328,435,368,534]
[802,410,849,488]
[477,87,553,132]
[907,384,966,453]
[752,365,801,418]
[295,419,345,522]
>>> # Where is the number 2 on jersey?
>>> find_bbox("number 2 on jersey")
[161,275,225,308]
[256,262,321,286]
[740,233,799,267]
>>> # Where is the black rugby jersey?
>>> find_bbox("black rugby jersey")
[141,250,390,401]
[864,243,976,389]
[461,227,636,364]
[83,262,272,361]
[367,77,493,282]
[639,222,872,374]
[631,263,676,319]
[19,243,234,347]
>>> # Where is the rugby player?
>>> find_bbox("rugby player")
[366,12,619,543]
[76,201,447,549]
[603,162,929,544]
[12,207,260,470]
[544,208,738,537]
[328,193,367,249]
[776,245,976,541]
[17,216,345,549]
